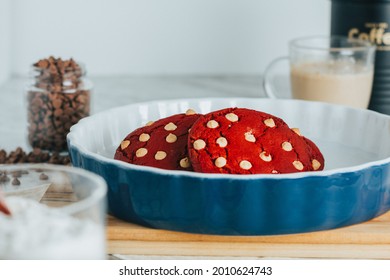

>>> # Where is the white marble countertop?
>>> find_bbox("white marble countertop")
[0,76,264,151]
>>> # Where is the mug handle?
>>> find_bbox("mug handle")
[263,56,289,98]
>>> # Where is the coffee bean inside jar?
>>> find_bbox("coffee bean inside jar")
[27,56,92,152]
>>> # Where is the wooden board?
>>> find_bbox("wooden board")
[107,212,390,259]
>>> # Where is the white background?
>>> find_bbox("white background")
[0,0,10,84]
[0,0,329,82]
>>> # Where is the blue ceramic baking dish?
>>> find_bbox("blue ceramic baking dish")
[67,98,390,235]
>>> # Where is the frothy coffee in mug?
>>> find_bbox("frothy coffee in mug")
[290,61,373,108]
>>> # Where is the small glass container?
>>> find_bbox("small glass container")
[26,57,92,152]
[0,164,107,260]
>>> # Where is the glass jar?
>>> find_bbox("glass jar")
[26,57,92,152]
[0,164,107,259]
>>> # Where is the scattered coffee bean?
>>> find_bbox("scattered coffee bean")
[0,175,10,183]
[39,173,49,180]
[0,150,6,163]
[0,147,70,165]
[11,178,20,186]
[27,56,91,152]
[11,171,22,178]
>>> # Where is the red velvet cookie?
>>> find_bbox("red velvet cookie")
[188,108,324,174]
[114,109,200,171]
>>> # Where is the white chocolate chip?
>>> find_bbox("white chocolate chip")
[282,141,293,151]
[207,120,219,129]
[215,157,227,168]
[180,157,190,168]
[120,140,130,150]
[239,160,252,170]
[136,148,148,158]
[155,151,167,160]
[185,109,196,115]
[259,151,272,162]
[225,113,239,122]
[193,139,206,150]
[164,122,177,131]
[139,133,150,142]
[264,118,276,128]
[166,133,177,143]
[312,159,321,171]
[145,121,154,126]
[216,137,228,148]
[293,160,304,170]
[244,132,256,143]
[292,128,301,136]
[271,170,278,174]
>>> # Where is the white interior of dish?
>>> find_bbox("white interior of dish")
[69,98,390,172]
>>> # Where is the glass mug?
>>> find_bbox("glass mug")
[263,36,376,109]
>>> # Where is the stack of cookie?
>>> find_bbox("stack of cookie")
[114,108,324,174]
